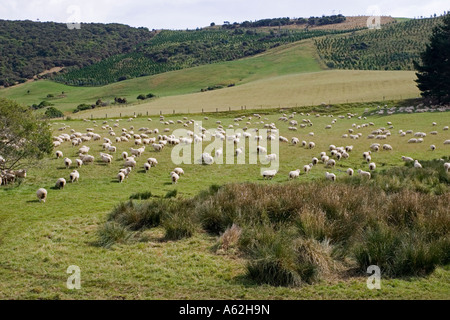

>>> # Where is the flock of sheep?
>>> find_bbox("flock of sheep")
[1,108,449,204]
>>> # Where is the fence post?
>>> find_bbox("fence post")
[147,111,148,116]
[173,110,175,114]
[106,114,107,119]
[229,107,231,112]
[120,113,121,117]
[216,108,218,113]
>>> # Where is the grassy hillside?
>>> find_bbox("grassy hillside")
[54,28,349,86]
[0,20,155,87]
[0,40,323,113]
[74,70,419,119]
[315,17,443,70]
[0,104,449,299]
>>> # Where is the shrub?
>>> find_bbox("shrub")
[108,200,164,231]
[165,189,178,199]
[44,107,64,118]
[163,211,196,240]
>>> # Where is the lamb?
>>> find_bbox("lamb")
[444,163,450,173]
[171,172,180,184]
[358,169,371,179]
[55,151,63,159]
[64,158,72,169]
[173,168,184,176]
[70,170,80,183]
[346,168,354,176]
[36,188,48,203]
[325,172,336,182]
[401,156,414,162]
[117,172,125,183]
[369,162,376,171]
[262,170,277,180]
[414,160,422,169]
[55,178,66,189]
[289,169,301,180]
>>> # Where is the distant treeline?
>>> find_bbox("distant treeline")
[221,15,346,29]
[0,20,155,87]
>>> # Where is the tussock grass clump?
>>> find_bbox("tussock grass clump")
[129,191,152,200]
[215,224,242,253]
[162,210,197,241]
[108,200,166,231]
[96,221,131,249]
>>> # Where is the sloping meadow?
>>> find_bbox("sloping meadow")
[97,162,450,286]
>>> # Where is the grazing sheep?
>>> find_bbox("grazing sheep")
[414,160,422,169]
[76,159,83,168]
[108,146,117,153]
[266,154,277,162]
[444,140,450,145]
[36,188,48,203]
[124,159,137,168]
[262,170,277,180]
[152,143,164,152]
[325,172,336,182]
[144,163,151,173]
[122,152,129,160]
[291,137,300,145]
[70,170,80,183]
[308,142,316,149]
[201,153,214,165]
[431,145,436,151]
[312,157,319,165]
[171,172,180,184]
[117,172,125,183]
[64,158,72,169]
[383,144,393,151]
[81,155,95,164]
[402,156,414,162]
[257,146,267,154]
[101,154,113,164]
[147,158,158,167]
[173,168,184,176]
[289,169,301,180]
[303,165,312,174]
[55,178,66,189]
[326,159,336,168]
[347,168,354,176]
[55,151,63,159]
[444,163,450,173]
[358,169,371,179]
[369,162,376,171]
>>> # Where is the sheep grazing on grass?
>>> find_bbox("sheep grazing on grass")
[369,162,376,171]
[56,151,63,159]
[144,163,151,173]
[266,154,277,162]
[152,143,164,152]
[402,156,414,162]
[444,140,450,145]
[64,158,72,169]
[431,145,436,151]
[124,159,137,168]
[147,158,158,167]
[70,170,80,183]
[326,159,336,168]
[173,168,184,176]
[262,170,277,180]
[347,168,354,176]
[303,165,312,174]
[358,169,371,179]
[76,159,83,168]
[308,142,316,149]
[291,138,300,145]
[101,154,113,164]
[117,172,125,183]
[312,157,319,165]
[256,146,267,154]
[414,160,422,169]
[325,172,336,182]
[122,152,129,160]
[55,178,66,189]
[36,188,47,203]
[81,155,95,164]
[289,169,301,180]
[383,144,393,151]
[444,163,450,173]
[171,172,180,184]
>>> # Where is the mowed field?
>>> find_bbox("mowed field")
[0,105,449,299]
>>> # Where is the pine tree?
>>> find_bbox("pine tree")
[414,14,450,102]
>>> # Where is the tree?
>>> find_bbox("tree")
[414,14,450,102]
[0,98,53,170]
[44,107,64,118]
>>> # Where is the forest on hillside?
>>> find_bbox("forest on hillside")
[0,20,155,87]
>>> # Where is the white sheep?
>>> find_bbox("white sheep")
[347,168,354,176]
[289,169,301,180]
[414,160,422,169]
[326,159,336,168]
[312,157,319,165]
[431,145,436,151]
[369,162,376,171]
[444,163,450,173]
[171,172,180,184]
[64,158,72,169]
[257,146,267,154]
[325,172,336,182]
[303,165,311,174]
[262,170,277,180]
[124,159,137,168]
[308,142,316,149]
[147,158,158,167]
[118,172,125,183]
[173,168,184,176]
[201,153,214,165]
[55,178,66,189]
[55,151,63,159]
[144,163,151,173]
[358,169,371,179]
[70,170,80,183]
[36,188,48,203]
[75,159,83,168]
[266,154,277,162]
[444,140,450,145]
